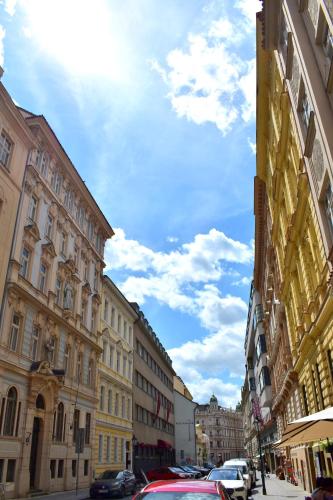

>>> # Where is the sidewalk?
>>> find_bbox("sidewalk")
[251,473,310,500]
[14,488,90,500]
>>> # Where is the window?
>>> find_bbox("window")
[106,436,111,462]
[323,21,333,60]
[87,220,94,241]
[259,366,271,391]
[50,459,56,479]
[127,398,131,420]
[87,360,93,387]
[91,311,96,332]
[39,151,49,177]
[72,460,77,478]
[55,402,64,442]
[20,247,30,279]
[111,307,115,327]
[124,320,128,340]
[128,326,132,346]
[51,170,62,195]
[76,353,82,383]
[128,361,132,381]
[98,434,103,463]
[94,266,98,290]
[299,86,311,128]
[85,412,91,444]
[74,246,79,267]
[9,314,20,352]
[117,314,121,333]
[28,195,38,221]
[122,396,125,418]
[55,278,62,306]
[84,460,89,476]
[81,301,87,326]
[109,346,114,368]
[77,206,85,229]
[64,344,70,374]
[100,386,105,411]
[64,189,74,212]
[60,232,67,256]
[115,393,119,416]
[39,263,47,293]
[104,299,109,322]
[58,459,64,478]
[108,389,112,414]
[324,183,333,238]
[83,259,88,281]
[3,387,17,436]
[45,214,53,239]
[31,326,40,361]
[302,384,309,415]
[73,409,80,444]
[6,459,16,483]
[114,437,118,462]
[0,131,12,168]
[279,10,288,60]
[123,356,127,377]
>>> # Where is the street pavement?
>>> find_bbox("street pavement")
[13,488,133,500]
[251,473,310,500]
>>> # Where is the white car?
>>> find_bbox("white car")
[207,467,247,500]
[222,460,252,494]
[232,458,256,488]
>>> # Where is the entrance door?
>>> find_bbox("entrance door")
[29,417,41,489]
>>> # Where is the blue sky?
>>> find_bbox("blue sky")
[0,0,260,407]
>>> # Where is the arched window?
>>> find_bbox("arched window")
[55,402,64,442]
[36,394,45,409]
[3,387,17,436]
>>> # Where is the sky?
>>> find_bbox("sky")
[0,0,261,407]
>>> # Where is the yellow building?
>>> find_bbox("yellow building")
[256,0,333,491]
[94,276,137,476]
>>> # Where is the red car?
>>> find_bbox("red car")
[133,480,231,500]
[145,467,192,481]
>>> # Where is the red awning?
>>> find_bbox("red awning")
[157,439,173,449]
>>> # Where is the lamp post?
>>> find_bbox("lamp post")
[255,417,266,495]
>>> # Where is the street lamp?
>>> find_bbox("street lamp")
[254,417,266,495]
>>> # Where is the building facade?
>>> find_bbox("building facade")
[131,304,175,473]
[195,424,210,466]
[94,276,137,476]
[255,0,333,491]
[195,395,244,465]
[0,81,35,306]
[0,105,113,497]
[173,377,197,465]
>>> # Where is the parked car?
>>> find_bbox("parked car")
[133,479,232,500]
[222,461,251,493]
[232,459,256,488]
[146,466,192,481]
[90,470,137,498]
[178,465,201,478]
[206,467,247,500]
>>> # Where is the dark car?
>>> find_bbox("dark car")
[90,470,137,498]
[178,465,201,478]
[146,466,192,481]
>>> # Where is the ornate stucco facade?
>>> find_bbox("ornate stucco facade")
[195,396,244,465]
[94,276,137,476]
[255,0,333,492]
[0,104,113,497]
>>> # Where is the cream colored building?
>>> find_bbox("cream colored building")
[0,104,113,497]
[195,424,210,466]
[0,81,36,306]
[94,276,137,476]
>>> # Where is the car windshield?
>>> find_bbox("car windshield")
[170,468,186,473]
[136,493,220,500]
[224,465,247,474]
[208,470,240,481]
[98,471,122,480]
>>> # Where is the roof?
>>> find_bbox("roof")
[141,480,221,494]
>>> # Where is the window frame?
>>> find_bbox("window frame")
[0,130,13,169]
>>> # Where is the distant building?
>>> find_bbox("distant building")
[195,424,210,466]
[195,395,244,464]
[131,304,175,472]
[173,376,197,465]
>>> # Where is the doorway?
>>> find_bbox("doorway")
[29,417,42,489]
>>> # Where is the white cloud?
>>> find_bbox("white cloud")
[0,25,5,66]
[166,236,178,243]
[4,0,17,16]
[232,276,252,287]
[247,137,256,155]
[151,3,260,135]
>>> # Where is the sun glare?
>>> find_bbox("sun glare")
[21,0,131,82]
